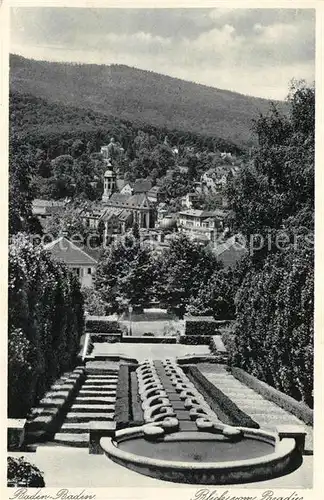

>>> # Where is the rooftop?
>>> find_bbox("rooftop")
[44,236,98,266]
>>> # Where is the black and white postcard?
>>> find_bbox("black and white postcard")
[2,1,322,500]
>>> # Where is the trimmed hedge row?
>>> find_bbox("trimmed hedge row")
[180,335,211,345]
[184,366,259,429]
[90,333,121,343]
[130,371,145,426]
[115,365,145,429]
[85,318,121,333]
[8,234,84,418]
[115,365,131,430]
[230,367,313,426]
[121,336,177,344]
[185,318,219,337]
[177,354,228,365]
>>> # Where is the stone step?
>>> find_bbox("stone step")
[69,404,115,413]
[59,423,90,433]
[87,374,118,378]
[85,378,118,383]
[82,385,117,391]
[232,401,285,411]
[65,412,114,423]
[74,397,116,405]
[54,433,89,447]
[78,391,116,398]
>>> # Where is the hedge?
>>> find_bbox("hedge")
[8,234,84,418]
[184,366,259,429]
[232,243,313,407]
[185,317,219,337]
[130,371,145,426]
[121,336,177,344]
[180,335,212,345]
[7,457,45,487]
[230,367,313,426]
[90,333,121,343]
[85,317,121,333]
[115,365,131,429]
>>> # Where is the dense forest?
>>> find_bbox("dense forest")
[10,54,286,148]
[9,90,244,228]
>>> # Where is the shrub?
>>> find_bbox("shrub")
[85,318,120,333]
[185,317,219,336]
[7,456,45,487]
[233,242,313,407]
[180,335,211,345]
[115,365,131,429]
[82,287,107,316]
[8,234,84,418]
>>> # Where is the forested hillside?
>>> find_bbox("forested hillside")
[10,54,286,147]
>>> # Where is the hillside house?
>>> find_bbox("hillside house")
[181,192,199,209]
[147,185,165,204]
[80,206,106,230]
[32,199,67,221]
[177,209,227,242]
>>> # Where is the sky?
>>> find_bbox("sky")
[10,7,315,100]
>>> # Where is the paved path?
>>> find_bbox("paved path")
[9,448,313,488]
[198,363,313,453]
[91,342,210,362]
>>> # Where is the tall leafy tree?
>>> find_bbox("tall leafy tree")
[154,234,222,318]
[94,236,154,312]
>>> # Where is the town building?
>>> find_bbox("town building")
[102,169,117,202]
[32,199,67,221]
[147,185,165,204]
[181,192,199,209]
[44,236,98,287]
[177,209,227,243]
[80,206,106,230]
[103,192,155,229]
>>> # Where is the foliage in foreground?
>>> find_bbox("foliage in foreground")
[227,81,314,406]
[7,456,45,487]
[8,234,84,418]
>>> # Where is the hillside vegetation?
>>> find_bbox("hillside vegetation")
[10,54,285,147]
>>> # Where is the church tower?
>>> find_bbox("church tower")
[102,169,116,202]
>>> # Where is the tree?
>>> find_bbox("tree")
[154,234,222,318]
[227,81,314,241]
[186,267,237,319]
[227,81,314,406]
[132,222,140,240]
[9,147,34,235]
[94,237,155,313]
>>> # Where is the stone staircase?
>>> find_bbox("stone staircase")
[199,364,313,453]
[53,370,118,448]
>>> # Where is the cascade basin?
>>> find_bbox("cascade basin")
[100,425,301,485]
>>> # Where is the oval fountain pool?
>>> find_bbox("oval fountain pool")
[118,435,274,462]
[100,425,301,485]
